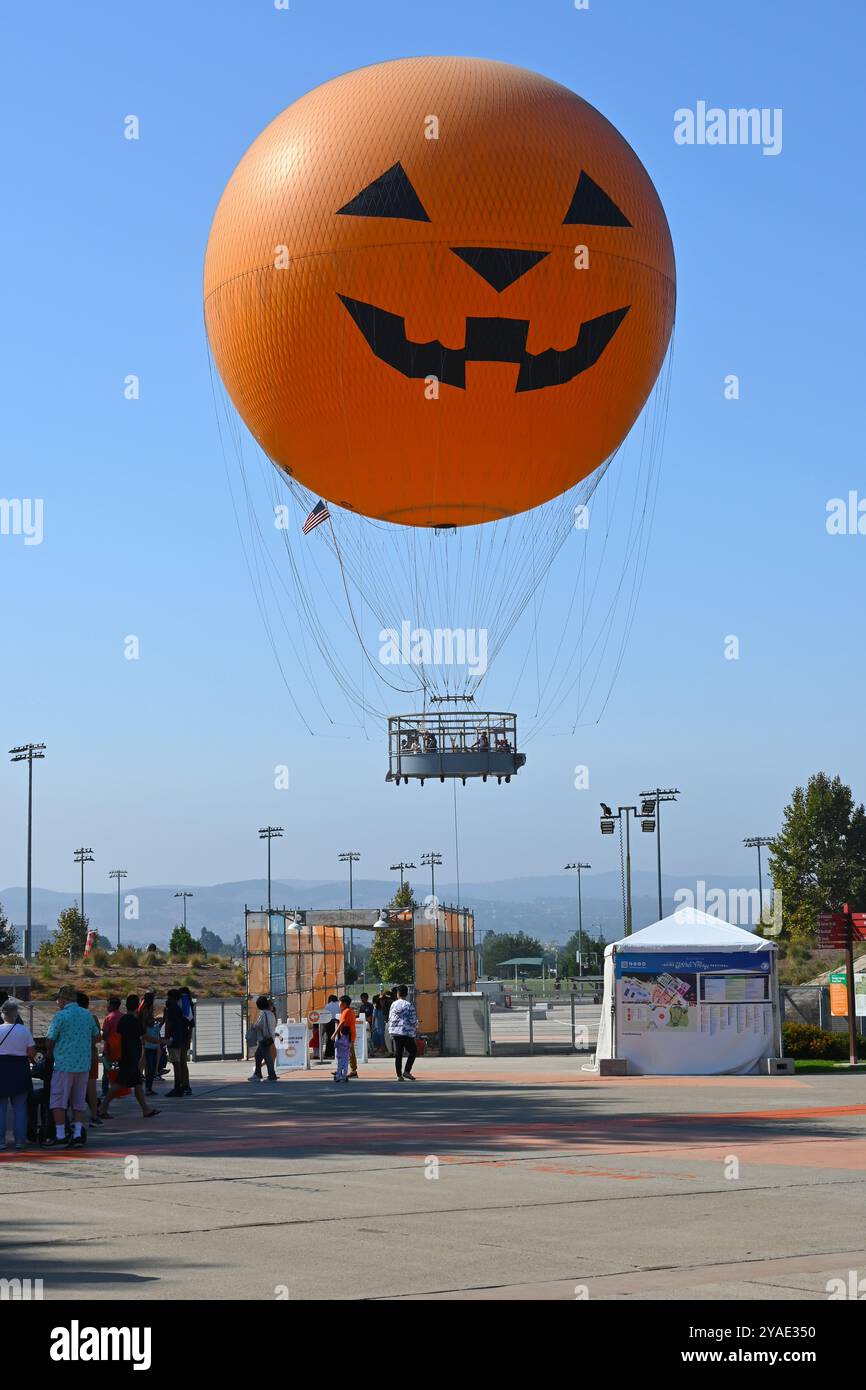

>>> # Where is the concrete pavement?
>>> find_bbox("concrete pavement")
[2,1054,864,1300]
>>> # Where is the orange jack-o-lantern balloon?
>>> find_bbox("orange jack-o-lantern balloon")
[204,57,675,527]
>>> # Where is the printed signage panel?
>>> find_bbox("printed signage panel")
[614,951,775,1061]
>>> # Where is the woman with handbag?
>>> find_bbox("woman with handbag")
[0,998,36,1151]
[248,996,278,1082]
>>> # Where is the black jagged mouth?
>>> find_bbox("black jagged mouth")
[337,294,630,392]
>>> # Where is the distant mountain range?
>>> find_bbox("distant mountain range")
[0,869,768,950]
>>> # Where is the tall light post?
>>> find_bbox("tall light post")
[743,836,774,924]
[640,788,680,921]
[174,890,193,932]
[9,743,46,960]
[599,804,646,937]
[420,851,443,902]
[259,826,284,916]
[73,848,94,955]
[564,861,591,979]
[109,869,127,949]
[339,851,360,969]
[390,861,416,896]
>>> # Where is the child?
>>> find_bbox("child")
[333,1023,351,1083]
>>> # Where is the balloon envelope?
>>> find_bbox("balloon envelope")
[204,56,675,527]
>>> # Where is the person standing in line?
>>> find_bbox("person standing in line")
[100,995,123,1097]
[139,991,162,1096]
[163,989,190,1097]
[381,990,396,1054]
[0,998,35,1151]
[338,995,358,1078]
[178,986,195,1096]
[44,985,101,1147]
[333,1023,352,1083]
[371,995,386,1053]
[76,993,104,1128]
[249,995,278,1082]
[99,995,159,1120]
[387,985,418,1081]
[322,995,340,1060]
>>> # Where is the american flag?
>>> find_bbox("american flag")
[302,499,330,535]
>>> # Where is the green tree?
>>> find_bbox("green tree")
[368,927,413,985]
[482,931,545,976]
[769,773,866,942]
[389,878,418,911]
[200,927,227,956]
[560,929,604,976]
[169,924,200,956]
[0,901,17,956]
[55,905,89,960]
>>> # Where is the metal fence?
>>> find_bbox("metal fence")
[489,990,600,1054]
[13,996,246,1061]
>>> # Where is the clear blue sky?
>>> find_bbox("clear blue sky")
[2,0,863,896]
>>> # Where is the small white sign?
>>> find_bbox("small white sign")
[275,1021,309,1070]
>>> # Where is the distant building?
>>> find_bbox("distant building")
[11,924,50,956]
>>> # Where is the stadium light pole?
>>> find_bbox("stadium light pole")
[9,743,46,961]
[339,851,361,969]
[259,826,284,917]
[420,851,443,902]
[640,788,680,921]
[564,862,591,979]
[73,848,94,958]
[599,805,641,937]
[109,869,127,949]
[743,836,774,924]
[390,861,416,895]
[174,890,193,932]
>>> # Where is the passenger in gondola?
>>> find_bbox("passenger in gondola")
[423,731,437,751]
[471,731,490,751]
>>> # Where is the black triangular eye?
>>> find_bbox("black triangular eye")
[337,162,430,222]
[563,171,631,227]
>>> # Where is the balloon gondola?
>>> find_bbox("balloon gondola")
[387,711,525,786]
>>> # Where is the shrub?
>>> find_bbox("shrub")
[180,973,199,988]
[218,960,230,970]
[81,966,96,979]
[143,951,163,969]
[188,954,206,969]
[113,947,138,969]
[783,1022,866,1060]
[90,948,109,968]
[98,978,116,991]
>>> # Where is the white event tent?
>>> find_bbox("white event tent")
[593,907,780,1075]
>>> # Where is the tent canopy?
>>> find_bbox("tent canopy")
[604,907,776,956]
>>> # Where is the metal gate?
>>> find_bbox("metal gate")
[489,987,600,1054]
[441,993,491,1055]
[191,998,245,1060]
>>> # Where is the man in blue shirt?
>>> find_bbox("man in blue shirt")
[45,985,100,1147]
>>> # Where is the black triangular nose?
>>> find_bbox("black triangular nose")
[451,246,548,292]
